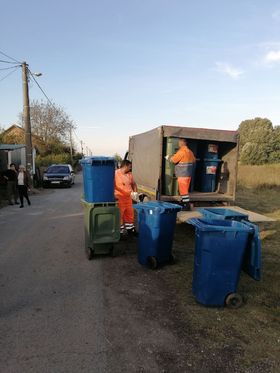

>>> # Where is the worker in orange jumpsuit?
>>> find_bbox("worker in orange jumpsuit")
[115,160,138,235]
[165,138,196,210]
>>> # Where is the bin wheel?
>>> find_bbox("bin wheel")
[169,254,175,265]
[86,247,94,261]
[225,293,243,309]
[147,256,158,270]
[110,245,117,257]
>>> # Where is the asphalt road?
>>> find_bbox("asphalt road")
[0,175,109,372]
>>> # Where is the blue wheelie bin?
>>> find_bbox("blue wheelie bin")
[199,159,222,192]
[198,208,261,280]
[188,218,254,308]
[134,202,181,269]
[80,156,115,203]
[203,143,219,159]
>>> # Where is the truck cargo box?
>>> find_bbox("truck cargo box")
[128,125,239,204]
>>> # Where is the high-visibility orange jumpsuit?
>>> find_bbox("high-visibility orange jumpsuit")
[171,145,196,204]
[115,169,135,232]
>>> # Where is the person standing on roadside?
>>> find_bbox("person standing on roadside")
[2,163,19,205]
[17,165,31,208]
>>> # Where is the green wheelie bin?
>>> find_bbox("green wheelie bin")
[81,199,120,260]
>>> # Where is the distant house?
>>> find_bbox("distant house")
[0,144,26,171]
[1,124,46,154]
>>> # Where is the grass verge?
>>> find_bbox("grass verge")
[167,183,280,372]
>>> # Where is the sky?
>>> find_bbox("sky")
[1,0,280,155]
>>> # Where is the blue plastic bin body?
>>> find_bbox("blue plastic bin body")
[200,159,222,192]
[198,208,261,281]
[134,202,181,266]
[203,143,219,159]
[80,157,115,203]
[199,208,248,222]
[189,218,253,306]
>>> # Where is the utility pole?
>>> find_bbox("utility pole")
[69,126,73,165]
[22,62,33,178]
[80,140,84,156]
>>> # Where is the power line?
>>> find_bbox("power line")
[0,59,19,64]
[28,69,90,154]
[28,66,91,155]
[0,49,21,64]
[73,130,82,148]
[73,130,92,155]
[28,68,54,107]
[0,65,21,71]
[0,66,20,82]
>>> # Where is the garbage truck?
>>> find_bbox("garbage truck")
[126,125,239,205]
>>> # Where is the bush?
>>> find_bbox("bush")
[239,118,280,165]
[36,153,71,167]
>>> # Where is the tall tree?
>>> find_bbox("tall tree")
[239,118,274,165]
[0,126,4,142]
[114,153,122,162]
[269,125,280,163]
[19,100,76,146]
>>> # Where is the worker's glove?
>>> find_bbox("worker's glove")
[164,155,171,161]
[131,191,139,201]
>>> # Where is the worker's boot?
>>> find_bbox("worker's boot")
[181,202,191,211]
[120,225,128,240]
[126,226,138,238]
[129,227,138,238]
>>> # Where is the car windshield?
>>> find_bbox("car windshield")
[46,166,70,174]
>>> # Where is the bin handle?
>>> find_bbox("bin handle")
[91,160,114,165]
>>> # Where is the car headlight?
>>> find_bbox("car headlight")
[43,176,48,180]
[63,176,70,180]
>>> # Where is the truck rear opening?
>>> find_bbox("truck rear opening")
[128,125,239,205]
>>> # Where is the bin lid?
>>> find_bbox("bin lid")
[80,198,117,208]
[188,218,254,233]
[199,208,248,219]
[134,201,182,214]
[241,221,262,281]
[203,158,222,163]
[79,156,115,165]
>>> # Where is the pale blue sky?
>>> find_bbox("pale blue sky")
[1,0,280,155]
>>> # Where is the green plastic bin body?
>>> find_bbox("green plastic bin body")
[163,138,179,196]
[163,137,197,195]
[81,199,120,255]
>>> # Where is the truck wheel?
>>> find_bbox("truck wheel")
[225,293,243,309]
[86,247,94,260]
[148,256,158,270]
